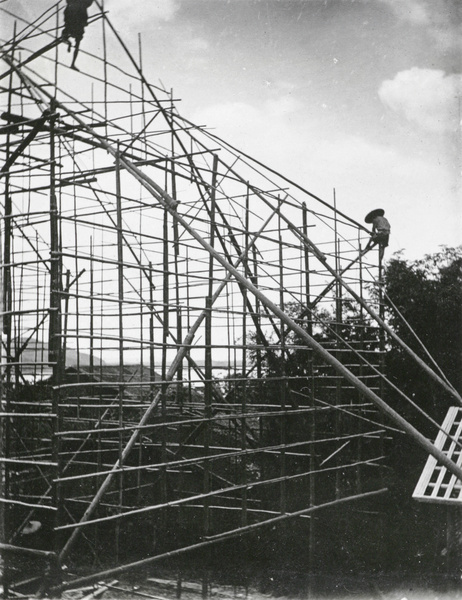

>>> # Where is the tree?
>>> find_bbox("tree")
[382,246,462,425]
[379,246,462,574]
[241,247,462,573]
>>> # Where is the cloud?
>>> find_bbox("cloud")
[266,96,304,118]
[378,0,461,49]
[0,0,52,40]
[0,0,180,52]
[378,68,462,133]
[192,97,460,259]
[193,102,265,146]
[107,0,179,29]
[191,96,306,179]
[193,95,303,150]
[186,37,209,52]
[378,0,430,25]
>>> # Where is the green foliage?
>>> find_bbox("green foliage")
[375,246,462,574]
[382,245,462,421]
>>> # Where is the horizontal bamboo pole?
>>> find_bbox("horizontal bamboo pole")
[55,456,384,531]
[56,429,382,485]
[105,146,462,479]
[200,152,462,405]
[0,413,55,418]
[0,497,56,511]
[55,406,319,437]
[53,487,388,593]
[0,457,57,467]
[0,542,56,559]
[14,64,462,560]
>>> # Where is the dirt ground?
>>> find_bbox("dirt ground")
[60,572,462,600]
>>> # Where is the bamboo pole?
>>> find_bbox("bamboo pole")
[0,32,16,596]
[278,211,287,515]
[53,488,388,594]
[203,156,217,543]
[47,98,64,592]
[55,429,379,490]
[32,88,461,557]
[241,186,250,529]
[209,155,462,405]
[56,456,385,532]
[0,542,56,559]
[88,147,462,479]
[303,202,316,598]
[334,189,343,500]
[115,144,125,563]
[10,59,462,564]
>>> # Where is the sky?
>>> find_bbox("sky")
[1,0,461,260]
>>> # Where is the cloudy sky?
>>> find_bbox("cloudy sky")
[2,0,461,259]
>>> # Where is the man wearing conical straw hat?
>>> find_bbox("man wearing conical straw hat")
[364,208,391,262]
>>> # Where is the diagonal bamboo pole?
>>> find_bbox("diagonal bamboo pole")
[209,155,462,406]
[13,68,462,561]
[52,156,279,561]
[54,488,388,593]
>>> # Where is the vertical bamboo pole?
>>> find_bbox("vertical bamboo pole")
[0,28,16,594]
[15,262,24,386]
[252,244,263,449]
[377,226,386,565]
[101,0,108,139]
[49,98,64,589]
[35,232,40,381]
[149,263,155,404]
[97,245,105,542]
[356,230,364,495]
[303,203,315,596]
[161,177,169,540]
[53,5,59,97]
[333,189,343,501]
[50,16,62,585]
[170,99,183,575]
[62,270,71,368]
[202,156,218,598]
[91,237,103,554]
[72,136,81,418]
[241,186,249,529]
[278,207,287,517]
[90,237,94,379]
[0,185,3,595]
[49,99,59,357]
[115,144,125,563]
[138,33,147,160]
[171,89,183,412]
[185,246,192,405]
[148,260,157,545]
[3,30,14,374]
[138,249,143,504]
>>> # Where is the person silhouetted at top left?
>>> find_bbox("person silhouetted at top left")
[363,208,391,262]
[62,0,94,70]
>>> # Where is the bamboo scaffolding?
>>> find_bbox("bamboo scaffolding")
[43,97,459,477]
[53,488,388,594]
[1,9,460,594]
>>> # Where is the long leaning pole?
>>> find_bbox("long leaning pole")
[57,193,278,561]
[12,67,462,559]
[47,93,462,479]
[210,157,462,406]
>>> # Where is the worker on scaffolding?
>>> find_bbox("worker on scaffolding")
[62,0,94,70]
[364,208,390,262]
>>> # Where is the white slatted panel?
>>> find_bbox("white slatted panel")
[413,407,462,504]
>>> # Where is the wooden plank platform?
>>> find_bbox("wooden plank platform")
[413,406,462,504]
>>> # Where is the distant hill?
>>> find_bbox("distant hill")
[13,337,103,376]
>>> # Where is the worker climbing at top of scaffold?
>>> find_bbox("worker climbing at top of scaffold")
[62,0,94,70]
[363,208,391,262]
